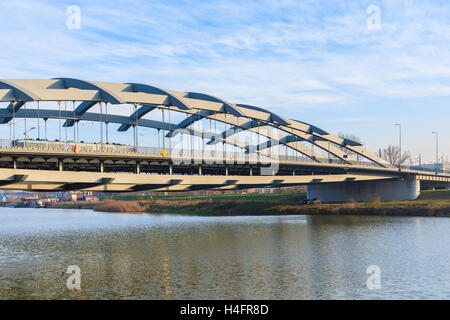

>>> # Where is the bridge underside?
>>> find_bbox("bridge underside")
[0,168,396,192]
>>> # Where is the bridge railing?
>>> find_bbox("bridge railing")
[0,139,12,149]
[0,139,140,154]
[399,164,450,175]
[378,161,450,174]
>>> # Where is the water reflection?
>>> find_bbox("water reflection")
[0,208,449,299]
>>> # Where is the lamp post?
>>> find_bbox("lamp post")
[24,127,36,139]
[394,123,401,170]
[432,131,438,173]
[24,127,36,148]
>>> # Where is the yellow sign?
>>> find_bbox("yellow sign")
[161,149,168,157]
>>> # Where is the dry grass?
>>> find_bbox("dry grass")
[270,199,450,217]
[93,200,150,213]
[73,190,450,218]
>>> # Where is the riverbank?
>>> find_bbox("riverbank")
[46,190,450,217]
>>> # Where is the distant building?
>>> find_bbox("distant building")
[83,195,98,202]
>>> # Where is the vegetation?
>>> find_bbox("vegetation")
[49,189,450,217]
[100,192,306,203]
[380,145,412,166]
[93,192,307,215]
[93,200,150,213]
[417,189,450,200]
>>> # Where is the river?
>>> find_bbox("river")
[0,207,449,299]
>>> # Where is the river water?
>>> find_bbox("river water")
[0,207,449,299]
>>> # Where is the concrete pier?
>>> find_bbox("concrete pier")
[307,178,420,203]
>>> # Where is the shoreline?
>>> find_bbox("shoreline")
[44,191,450,218]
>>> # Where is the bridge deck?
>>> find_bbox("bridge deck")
[0,143,448,192]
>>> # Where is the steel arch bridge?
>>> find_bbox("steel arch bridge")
[0,78,388,166]
[0,78,447,199]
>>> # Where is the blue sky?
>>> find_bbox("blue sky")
[0,0,449,163]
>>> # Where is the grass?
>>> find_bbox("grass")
[53,189,450,217]
[93,200,150,213]
[92,192,306,215]
[418,189,450,200]
[101,192,307,203]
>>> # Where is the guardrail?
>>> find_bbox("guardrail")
[399,165,450,175]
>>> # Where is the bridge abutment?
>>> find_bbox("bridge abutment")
[307,178,420,203]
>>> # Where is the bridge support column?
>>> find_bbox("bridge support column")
[169,163,173,175]
[136,162,140,174]
[225,166,228,176]
[58,160,63,172]
[199,165,202,176]
[13,158,16,170]
[250,167,253,176]
[100,160,104,173]
[307,178,420,203]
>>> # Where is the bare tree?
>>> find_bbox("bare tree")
[381,145,411,166]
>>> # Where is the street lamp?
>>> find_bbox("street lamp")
[432,131,438,173]
[24,127,36,139]
[23,127,36,148]
[394,123,401,170]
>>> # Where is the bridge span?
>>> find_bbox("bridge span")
[0,78,448,202]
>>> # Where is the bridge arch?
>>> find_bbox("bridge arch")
[0,78,389,167]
